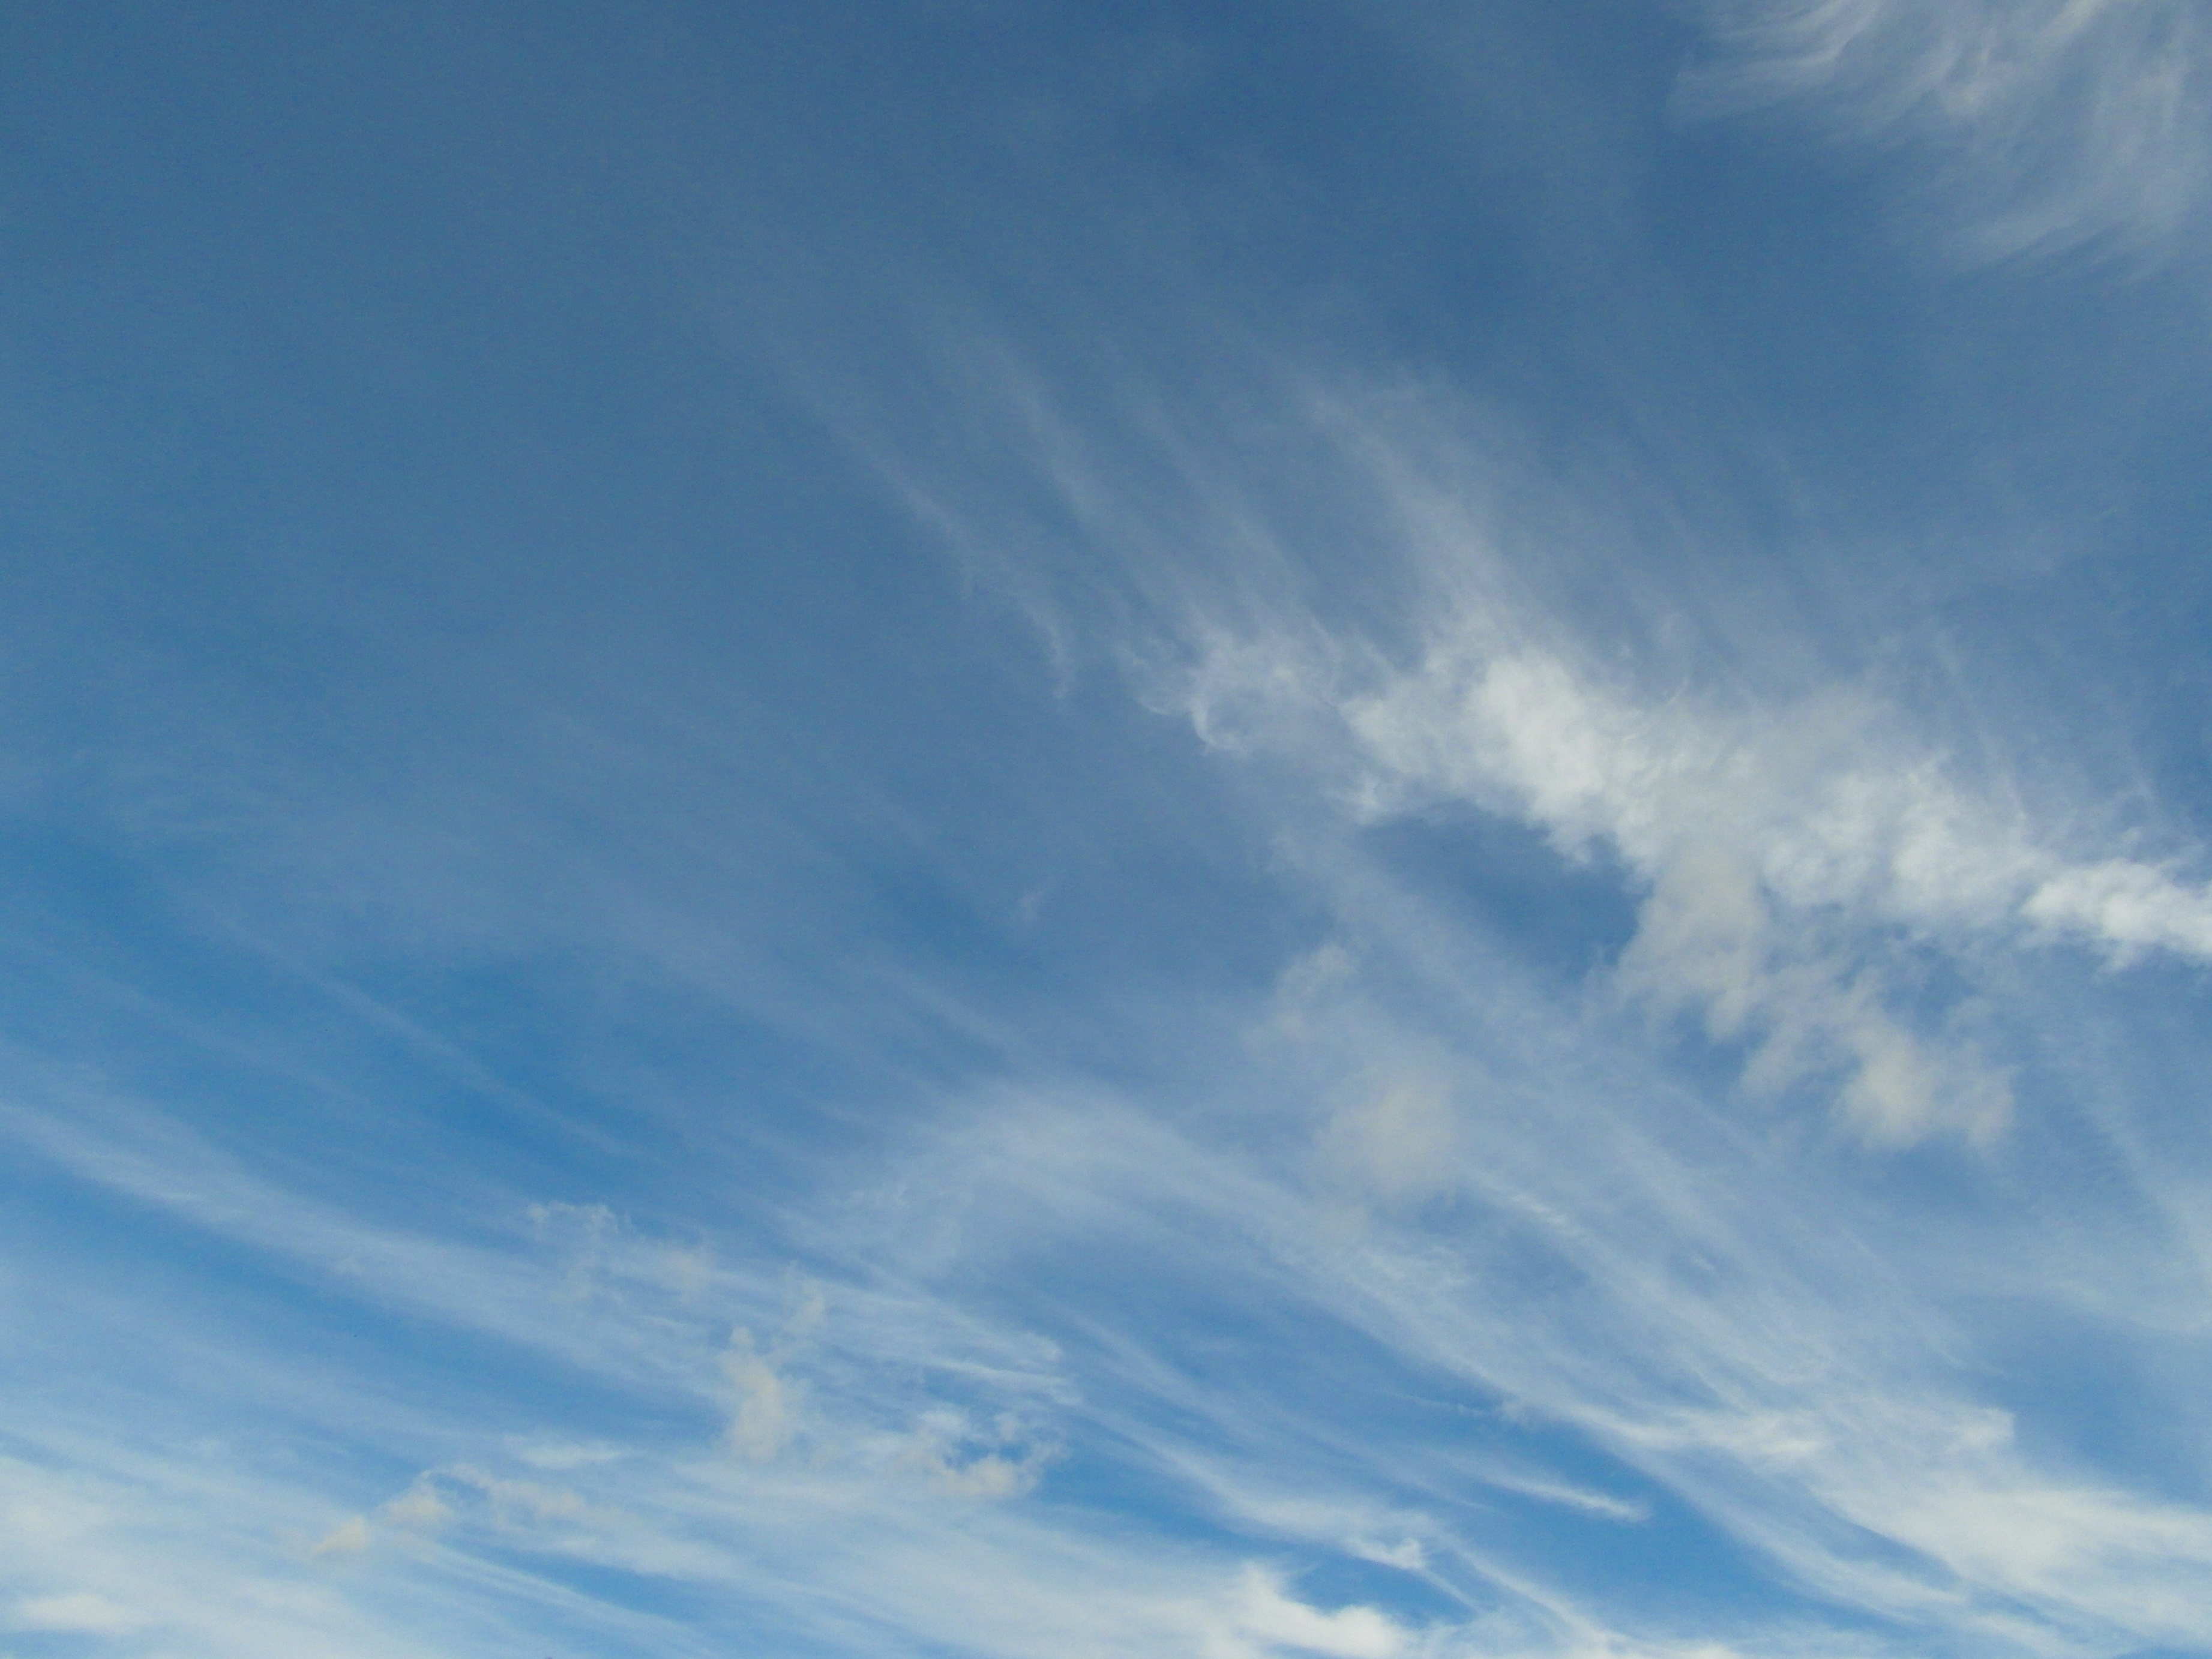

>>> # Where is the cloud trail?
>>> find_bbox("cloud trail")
[1681,0,2212,263]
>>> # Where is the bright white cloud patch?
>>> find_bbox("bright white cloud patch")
[725,1331,798,1460]
[1214,1567,1406,1659]
[1151,467,2212,1142]
[310,1516,372,1556]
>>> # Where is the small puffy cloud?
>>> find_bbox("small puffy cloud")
[2022,857,2212,959]
[1614,842,1771,1042]
[449,1469,585,1526]
[721,1289,829,1462]
[922,1450,1044,1501]
[725,1330,796,1461]
[1618,840,2012,1145]
[1345,1536,1426,1571]
[1321,1075,1458,1201]
[310,1515,371,1556]
[379,1477,454,1529]
[1213,1566,1407,1659]
[900,1409,1060,1502]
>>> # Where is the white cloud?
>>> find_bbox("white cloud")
[1345,1536,1427,1571]
[1329,628,2212,968]
[1213,1567,1406,1659]
[1475,1475,1649,1526]
[2021,854,2212,956]
[724,1331,796,1461]
[0,1447,568,1659]
[8,319,2208,1659]
[311,1516,372,1558]
[446,1468,587,1527]
[10,946,2212,1655]
[1320,1075,1460,1201]
[1679,0,2212,263]
[378,1479,454,1529]
[874,340,2212,1145]
[1180,612,2209,1140]
[898,1410,1061,1501]
[787,320,2212,1657]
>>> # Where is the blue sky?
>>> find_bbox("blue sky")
[5,2,2212,1655]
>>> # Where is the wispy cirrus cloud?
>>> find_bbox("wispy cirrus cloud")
[9,650,2211,1659]
[775,320,2212,1649]
[882,347,2211,1145]
[10,7,2212,1658]
[1186,605,2212,1144]
[1679,0,2212,264]
[1,1022,1481,1658]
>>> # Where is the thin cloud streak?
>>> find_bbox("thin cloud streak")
[1681,0,2212,264]
[888,347,2212,1142]
[824,323,2212,1649]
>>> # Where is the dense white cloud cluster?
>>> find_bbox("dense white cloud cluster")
[1179,605,2212,1142]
